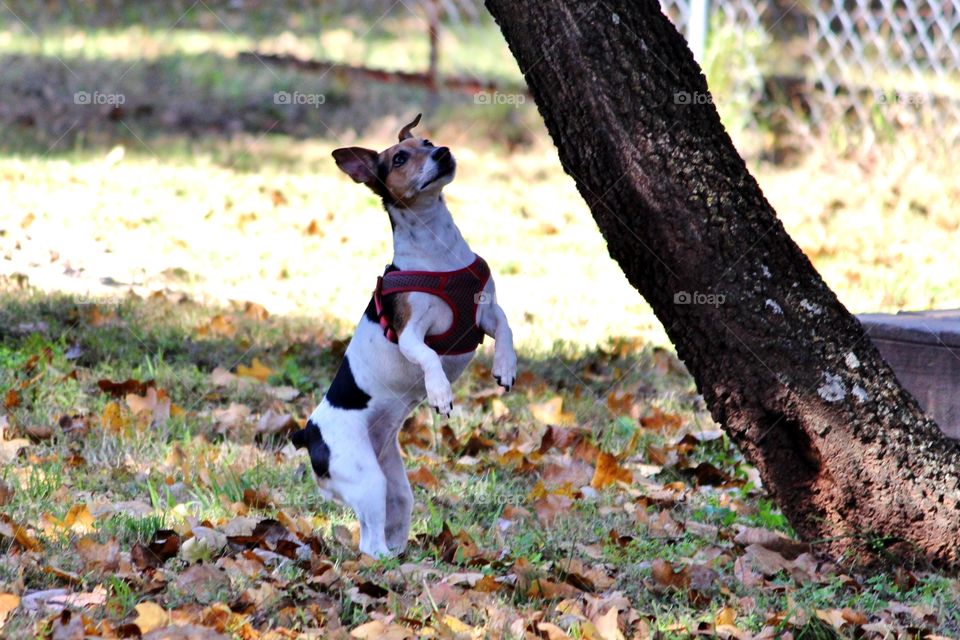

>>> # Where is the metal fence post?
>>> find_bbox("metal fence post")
[687,0,709,64]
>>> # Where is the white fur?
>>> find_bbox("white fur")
[307,150,516,557]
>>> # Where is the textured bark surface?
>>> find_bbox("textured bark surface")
[486,0,960,566]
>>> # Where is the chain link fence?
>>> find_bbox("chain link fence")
[663,0,960,142]
[2,0,957,147]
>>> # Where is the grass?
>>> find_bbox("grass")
[2,4,960,638]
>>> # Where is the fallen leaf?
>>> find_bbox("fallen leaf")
[4,389,19,409]
[126,388,172,427]
[131,530,181,570]
[99,401,127,435]
[60,504,96,534]
[0,514,41,551]
[134,602,169,634]
[174,564,230,604]
[76,536,120,573]
[97,378,154,398]
[50,609,84,640]
[0,480,14,506]
[196,314,237,338]
[236,357,271,382]
[256,410,296,435]
[651,559,689,589]
[407,466,440,489]
[591,452,633,489]
[594,606,625,640]
[530,396,576,426]
[716,606,737,627]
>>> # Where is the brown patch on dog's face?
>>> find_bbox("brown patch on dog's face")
[379,137,449,205]
[332,116,456,209]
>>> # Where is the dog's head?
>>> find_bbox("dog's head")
[331,114,456,209]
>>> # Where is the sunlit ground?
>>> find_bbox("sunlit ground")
[3,133,959,356]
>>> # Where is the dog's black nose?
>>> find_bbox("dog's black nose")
[432,147,450,162]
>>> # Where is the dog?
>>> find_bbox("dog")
[290,114,517,557]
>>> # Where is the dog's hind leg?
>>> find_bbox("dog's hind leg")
[325,425,390,558]
[378,435,414,553]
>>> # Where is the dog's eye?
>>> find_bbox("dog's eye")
[392,151,408,167]
[423,140,434,147]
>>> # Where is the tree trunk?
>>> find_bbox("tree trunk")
[485,0,960,567]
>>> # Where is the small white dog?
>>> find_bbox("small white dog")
[291,115,517,557]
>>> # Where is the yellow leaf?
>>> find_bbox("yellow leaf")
[61,504,96,534]
[196,314,236,338]
[134,601,169,634]
[0,592,20,617]
[591,452,633,489]
[100,401,126,435]
[716,606,737,627]
[236,357,271,382]
[594,607,625,640]
[530,396,575,426]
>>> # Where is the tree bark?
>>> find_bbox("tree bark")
[485,0,960,567]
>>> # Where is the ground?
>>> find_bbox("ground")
[2,7,960,640]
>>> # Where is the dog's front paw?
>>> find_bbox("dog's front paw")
[493,351,518,392]
[425,374,454,416]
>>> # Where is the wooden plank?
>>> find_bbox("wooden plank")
[859,310,960,439]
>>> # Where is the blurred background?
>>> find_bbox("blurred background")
[1,0,958,353]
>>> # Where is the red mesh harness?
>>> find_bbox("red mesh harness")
[373,255,491,355]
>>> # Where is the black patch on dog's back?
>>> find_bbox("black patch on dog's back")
[291,419,330,478]
[325,354,371,410]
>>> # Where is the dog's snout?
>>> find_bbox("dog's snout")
[431,147,450,162]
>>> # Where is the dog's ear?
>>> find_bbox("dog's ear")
[332,147,379,184]
[290,428,308,449]
[398,113,422,141]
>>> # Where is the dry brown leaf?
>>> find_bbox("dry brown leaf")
[100,401,126,435]
[174,564,230,604]
[0,436,30,464]
[530,396,576,426]
[648,509,683,538]
[533,494,573,526]
[0,480,14,506]
[0,514,41,551]
[639,407,683,432]
[256,410,296,435]
[744,543,793,577]
[594,606,626,640]
[76,536,120,573]
[4,389,20,409]
[407,465,440,489]
[134,602,169,634]
[0,593,20,619]
[243,301,269,320]
[537,622,572,640]
[591,452,633,489]
[60,504,96,534]
[236,357,271,382]
[196,314,237,338]
[50,609,85,640]
[350,620,414,639]
[716,606,737,627]
[651,559,690,589]
[125,388,172,427]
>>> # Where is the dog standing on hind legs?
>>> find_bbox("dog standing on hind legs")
[290,114,518,558]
